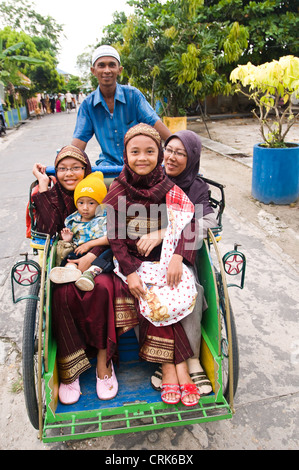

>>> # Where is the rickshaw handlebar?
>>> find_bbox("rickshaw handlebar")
[45,165,124,176]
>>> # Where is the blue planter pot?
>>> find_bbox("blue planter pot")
[252,143,299,204]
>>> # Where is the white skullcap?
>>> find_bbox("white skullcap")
[92,45,121,66]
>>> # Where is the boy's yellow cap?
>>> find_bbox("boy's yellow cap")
[74,172,107,207]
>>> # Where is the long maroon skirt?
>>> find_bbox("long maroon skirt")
[52,272,193,384]
[114,276,194,365]
[52,273,117,384]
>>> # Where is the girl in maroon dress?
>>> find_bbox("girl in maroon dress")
[104,124,200,406]
[32,146,117,404]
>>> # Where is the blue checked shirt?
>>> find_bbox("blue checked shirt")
[64,206,107,246]
[73,84,160,166]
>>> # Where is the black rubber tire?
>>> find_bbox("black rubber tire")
[22,282,41,430]
[220,298,239,400]
[216,270,239,400]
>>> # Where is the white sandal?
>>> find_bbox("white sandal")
[50,265,81,284]
[187,358,212,396]
[151,359,212,396]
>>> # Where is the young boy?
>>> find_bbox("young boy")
[50,172,113,291]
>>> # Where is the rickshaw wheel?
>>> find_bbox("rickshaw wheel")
[219,295,239,400]
[22,281,44,430]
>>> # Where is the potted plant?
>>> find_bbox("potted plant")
[230,55,299,204]
[157,91,188,133]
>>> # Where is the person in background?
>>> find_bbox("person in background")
[56,94,62,113]
[65,90,73,114]
[49,95,55,113]
[77,91,86,106]
[71,45,171,166]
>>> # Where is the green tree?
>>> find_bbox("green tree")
[0,27,63,93]
[97,0,298,115]
[61,75,83,95]
[0,29,43,87]
[0,0,64,55]
[76,48,96,89]
[100,0,248,115]
[203,0,299,65]
[0,0,65,93]
[27,61,65,93]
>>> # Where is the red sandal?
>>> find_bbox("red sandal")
[180,383,200,407]
[161,383,181,404]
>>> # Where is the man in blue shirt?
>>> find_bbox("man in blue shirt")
[72,45,171,166]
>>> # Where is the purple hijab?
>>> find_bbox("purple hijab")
[164,130,214,216]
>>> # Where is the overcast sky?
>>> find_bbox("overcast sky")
[33,0,133,75]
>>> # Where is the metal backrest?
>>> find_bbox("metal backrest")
[200,175,225,232]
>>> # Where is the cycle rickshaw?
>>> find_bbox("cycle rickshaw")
[11,165,246,443]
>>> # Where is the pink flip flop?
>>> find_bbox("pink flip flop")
[161,383,181,404]
[180,383,200,407]
[59,378,81,405]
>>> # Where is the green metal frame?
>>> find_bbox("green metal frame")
[42,398,232,442]
[10,166,245,442]
[11,255,41,303]
[222,244,246,289]
[37,237,235,443]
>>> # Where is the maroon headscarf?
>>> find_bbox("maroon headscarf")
[164,131,214,216]
[104,124,174,210]
[33,145,92,236]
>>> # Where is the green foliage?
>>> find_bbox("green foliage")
[98,0,251,115]
[95,0,298,116]
[204,0,299,65]
[61,75,83,95]
[0,0,65,95]
[0,0,63,54]
[0,28,43,87]
[0,26,65,94]
[27,62,64,94]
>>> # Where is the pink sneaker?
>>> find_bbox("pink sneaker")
[96,362,118,400]
[59,378,81,405]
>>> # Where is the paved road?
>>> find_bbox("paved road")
[0,112,298,450]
